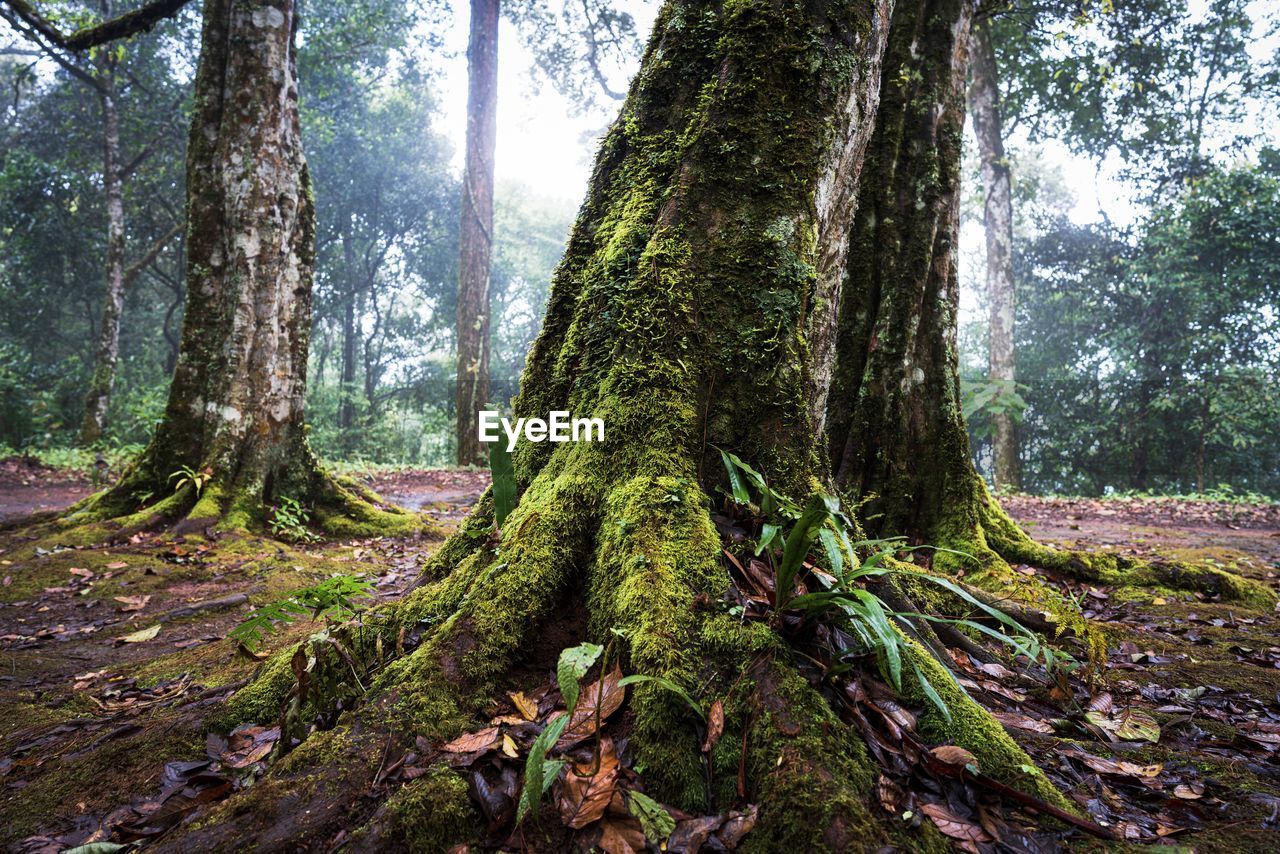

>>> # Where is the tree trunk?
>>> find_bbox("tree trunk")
[969,18,1019,490]
[170,1,1273,849]
[70,0,414,537]
[79,52,125,446]
[826,0,979,543]
[338,228,357,438]
[454,0,498,466]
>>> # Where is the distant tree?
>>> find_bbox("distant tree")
[453,0,640,465]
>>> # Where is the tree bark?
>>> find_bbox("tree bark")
[969,18,1019,490]
[826,0,979,541]
[71,0,414,536]
[338,228,358,438]
[454,0,498,466]
[79,43,125,446]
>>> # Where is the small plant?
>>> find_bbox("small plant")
[169,464,212,496]
[489,439,517,531]
[229,574,375,652]
[719,451,1074,722]
[270,496,320,543]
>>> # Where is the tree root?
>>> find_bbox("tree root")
[191,473,1082,851]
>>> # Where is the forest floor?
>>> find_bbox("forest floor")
[0,458,1277,851]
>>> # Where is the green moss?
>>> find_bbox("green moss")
[904,639,1073,812]
[378,766,479,852]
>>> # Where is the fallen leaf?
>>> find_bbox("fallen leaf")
[598,817,647,854]
[116,624,161,643]
[991,711,1054,734]
[930,745,978,770]
[920,802,991,848]
[501,733,518,758]
[509,691,538,721]
[114,595,151,612]
[559,665,625,746]
[702,699,724,753]
[441,726,500,760]
[105,561,128,570]
[556,738,619,828]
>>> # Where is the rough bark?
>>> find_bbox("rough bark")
[823,0,1271,620]
[969,18,1018,489]
[826,0,978,539]
[79,42,125,446]
[65,0,415,537]
[454,0,499,466]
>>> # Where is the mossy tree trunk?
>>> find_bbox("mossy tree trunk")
[68,0,415,537]
[188,1,1094,849]
[823,0,1271,610]
[454,0,499,466]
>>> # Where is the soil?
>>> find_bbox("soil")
[1,459,1277,851]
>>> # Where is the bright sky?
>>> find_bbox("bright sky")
[432,2,660,207]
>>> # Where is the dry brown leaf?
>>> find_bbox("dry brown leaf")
[441,726,501,756]
[559,665,625,746]
[556,738,619,829]
[920,802,991,849]
[105,561,128,570]
[702,699,725,753]
[930,745,978,769]
[991,711,1054,734]
[114,595,151,612]
[597,816,647,854]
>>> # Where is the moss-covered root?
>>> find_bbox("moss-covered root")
[346,767,481,853]
[977,495,1276,609]
[904,639,1073,813]
[156,724,386,853]
[736,658,891,852]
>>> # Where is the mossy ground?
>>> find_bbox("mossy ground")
[0,482,446,848]
[2,473,1278,850]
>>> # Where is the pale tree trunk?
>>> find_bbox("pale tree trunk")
[79,41,125,446]
[338,227,357,439]
[454,0,498,466]
[969,18,1019,489]
[76,0,414,536]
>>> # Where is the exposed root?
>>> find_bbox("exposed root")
[194,468,1085,852]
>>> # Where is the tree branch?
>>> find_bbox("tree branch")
[0,0,192,52]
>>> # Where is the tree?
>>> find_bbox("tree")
[84,0,1276,848]
[968,14,1018,489]
[453,0,641,465]
[454,0,499,466]
[0,0,186,445]
[2,0,417,535]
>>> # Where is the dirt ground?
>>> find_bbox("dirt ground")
[1,460,1277,851]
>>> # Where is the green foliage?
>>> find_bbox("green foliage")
[556,641,602,715]
[489,440,518,531]
[970,163,1280,495]
[269,496,321,544]
[229,574,375,652]
[168,465,211,496]
[720,453,1072,721]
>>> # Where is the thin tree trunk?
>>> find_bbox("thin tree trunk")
[969,18,1019,490]
[338,229,357,437]
[454,0,498,466]
[79,48,125,446]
